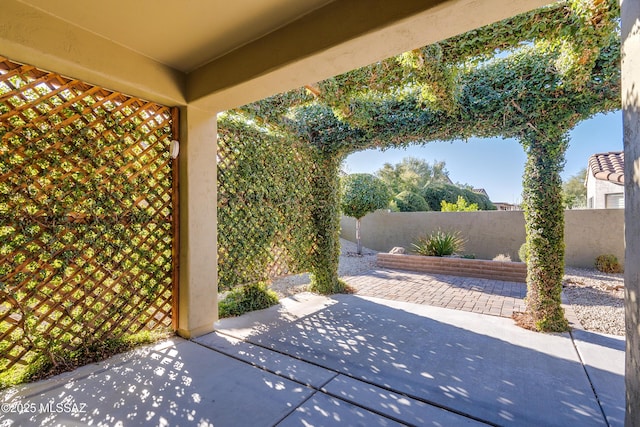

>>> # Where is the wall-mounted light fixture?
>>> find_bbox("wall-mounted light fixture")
[170,140,180,159]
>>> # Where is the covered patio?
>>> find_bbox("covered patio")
[1,281,624,426]
[1,0,639,424]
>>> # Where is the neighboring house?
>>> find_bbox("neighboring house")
[585,151,624,209]
[472,188,490,199]
[473,189,522,211]
[493,202,521,211]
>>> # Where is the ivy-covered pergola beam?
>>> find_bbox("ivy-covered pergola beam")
[235,1,612,127]
[287,41,619,151]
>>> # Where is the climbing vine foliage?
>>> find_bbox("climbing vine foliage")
[217,114,315,290]
[218,0,620,330]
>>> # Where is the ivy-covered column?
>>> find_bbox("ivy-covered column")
[521,132,569,332]
[622,0,640,424]
[308,152,346,294]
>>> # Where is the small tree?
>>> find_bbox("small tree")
[341,173,390,254]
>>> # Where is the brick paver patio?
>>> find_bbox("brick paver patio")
[344,268,527,318]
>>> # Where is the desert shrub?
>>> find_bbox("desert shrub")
[518,243,528,263]
[412,230,465,256]
[493,253,512,262]
[393,191,430,212]
[594,254,623,273]
[219,282,279,318]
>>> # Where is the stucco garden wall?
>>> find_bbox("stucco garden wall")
[340,209,624,268]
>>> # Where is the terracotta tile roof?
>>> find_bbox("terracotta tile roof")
[588,151,624,184]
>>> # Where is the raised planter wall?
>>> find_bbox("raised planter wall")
[377,253,527,283]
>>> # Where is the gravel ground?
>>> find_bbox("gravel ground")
[270,241,625,336]
[563,267,625,336]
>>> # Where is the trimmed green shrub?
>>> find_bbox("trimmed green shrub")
[393,191,430,212]
[594,254,623,273]
[412,229,465,256]
[219,282,279,318]
[341,173,390,255]
[518,243,528,263]
[422,183,466,211]
[341,173,390,220]
[462,190,496,210]
[422,184,495,211]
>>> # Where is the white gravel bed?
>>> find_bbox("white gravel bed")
[563,267,625,336]
[271,243,626,336]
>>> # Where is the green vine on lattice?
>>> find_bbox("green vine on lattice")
[0,98,174,385]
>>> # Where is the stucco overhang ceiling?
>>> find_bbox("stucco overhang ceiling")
[5,0,551,110]
[16,0,337,73]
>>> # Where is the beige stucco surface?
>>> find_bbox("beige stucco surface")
[189,0,552,111]
[341,209,625,268]
[622,0,640,422]
[0,0,186,106]
[176,106,218,338]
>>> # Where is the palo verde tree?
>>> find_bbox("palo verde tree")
[376,157,450,196]
[230,0,620,327]
[341,173,390,254]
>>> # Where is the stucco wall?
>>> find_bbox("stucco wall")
[340,209,624,268]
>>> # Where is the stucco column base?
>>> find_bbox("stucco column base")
[176,325,215,340]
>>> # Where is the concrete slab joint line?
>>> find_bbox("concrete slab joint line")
[1,290,622,426]
[197,331,497,427]
[568,330,610,427]
[210,292,620,427]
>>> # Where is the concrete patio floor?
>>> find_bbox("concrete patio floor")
[0,274,625,426]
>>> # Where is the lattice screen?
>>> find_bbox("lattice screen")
[0,57,176,374]
[217,114,315,291]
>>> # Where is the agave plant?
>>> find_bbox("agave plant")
[412,229,465,257]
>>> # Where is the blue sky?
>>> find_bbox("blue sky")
[343,110,622,203]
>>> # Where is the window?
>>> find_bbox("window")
[605,193,624,209]
[588,197,594,209]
